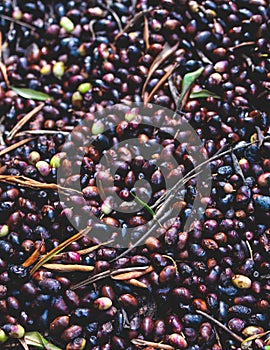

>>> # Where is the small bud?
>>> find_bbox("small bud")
[60,16,75,33]
[232,274,252,289]
[94,297,112,311]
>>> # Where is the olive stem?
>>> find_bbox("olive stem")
[196,310,244,343]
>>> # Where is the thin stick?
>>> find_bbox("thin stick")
[0,14,36,30]
[196,310,244,343]
[15,130,69,137]
[245,240,253,261]
[214,326,223,350]
[0,138,33,157]
[7,103,45,140]
[110,207,173,262]
[0,175,82,196]
[114,9,152,41]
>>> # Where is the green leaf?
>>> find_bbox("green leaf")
[131,192,162,227]
[25,332,61,350]
[190,89,221,99]
[11,86,52,101]
[25,332,44,348]
[264,347,270,350]
[179,67,204,103]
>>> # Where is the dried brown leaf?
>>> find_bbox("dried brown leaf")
[43,264,94,272]
[30,227,91,275]
[142,42,179,96]
[111,266,153,280]
[0,61,9,86]
[168,75,180,105]
[144,63,177,104]
[125,279,148,288]
[131,339,174,349]
[22,242,44,268]
[7,103,45,141]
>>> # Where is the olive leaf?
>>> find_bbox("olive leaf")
[130,192,162,227]
[25,331,61,350]
[142,42,179,96]
[179,66,204,105]
[190,89,221,99]
[11,86,52,101]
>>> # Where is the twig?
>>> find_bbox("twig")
[229,41,255,51]
[214,326,223,349]
[0,14,36,30]
[102,4,122,32]
[110,207,173,263]
[245,240,253,261]
[196,310,244,343]
[15,130,70,137]
[7,103,45,141]
[114,9,152,41]
[0,138,33,157]
[89,20,96,40]
[0,175,82,196]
